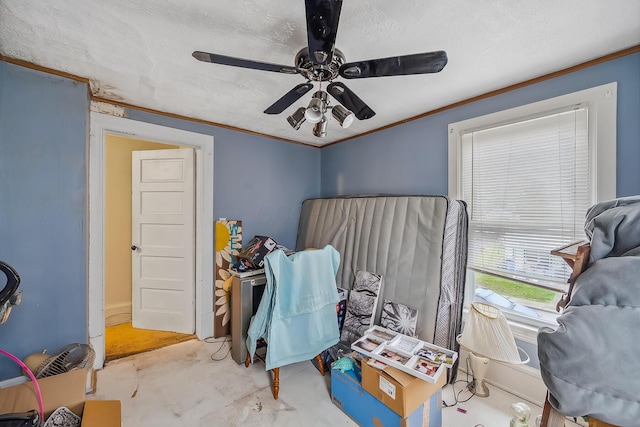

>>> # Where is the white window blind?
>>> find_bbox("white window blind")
[461,107,591,292]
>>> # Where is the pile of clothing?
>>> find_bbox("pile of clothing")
[538,196,640,425]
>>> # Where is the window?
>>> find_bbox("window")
[449,83,617,325]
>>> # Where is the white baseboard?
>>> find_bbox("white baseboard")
[0,375,28,389]
[1,369,96,395]
[458,348,547,407]
[105,302,132,327]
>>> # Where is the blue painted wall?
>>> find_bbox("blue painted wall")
[321,52,640,199]
[0,62,89,379]
[125,110,321,250]
[0,52,637,380]
[0,62,320,380]
[320,52,639,370]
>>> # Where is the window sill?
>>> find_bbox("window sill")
[507,312,555,344]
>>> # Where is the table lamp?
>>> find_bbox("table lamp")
[457,302,530,397]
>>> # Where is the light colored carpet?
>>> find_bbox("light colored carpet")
[105,322,196,362]
[93,339,353,427]
[90,340,576,427]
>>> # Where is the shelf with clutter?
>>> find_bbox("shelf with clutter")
[351,325,457,384]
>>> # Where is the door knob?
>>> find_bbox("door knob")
[131,245,139,251]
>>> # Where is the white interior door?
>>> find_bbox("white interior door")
[131,148,195,333]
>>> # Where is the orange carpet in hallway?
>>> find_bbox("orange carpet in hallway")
[105,322,196,362]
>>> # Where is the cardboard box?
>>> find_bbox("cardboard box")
[422,389,442,427]
[0,369,121,427]
[237,235,277,269]
[362,359,446,418]
[331,365,441,427]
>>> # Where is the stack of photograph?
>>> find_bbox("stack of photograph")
[351,326,457,384]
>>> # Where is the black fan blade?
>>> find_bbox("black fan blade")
[264,83,314,114]
[327,82,375,120]
[305,0,343,65]
[192,51,300,74]
[339,50,448,79]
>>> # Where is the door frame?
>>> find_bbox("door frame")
[89,112,214,369]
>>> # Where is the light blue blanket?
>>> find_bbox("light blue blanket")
[246,245,340,370]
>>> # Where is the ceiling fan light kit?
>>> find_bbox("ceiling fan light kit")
[313,116,329,138]
[193,0,447,138]
[287,95,354,133]
[332,104,355,128]
[287,107,307,130]
[305,91,328,123]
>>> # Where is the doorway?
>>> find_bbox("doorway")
[104,140,195,361]
[89,112,214,369]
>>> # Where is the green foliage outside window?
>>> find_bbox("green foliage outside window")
[476,273,556,303]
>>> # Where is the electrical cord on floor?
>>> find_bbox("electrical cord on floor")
[442,357,477,408]
[204,335,231,361]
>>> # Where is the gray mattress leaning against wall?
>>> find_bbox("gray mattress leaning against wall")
[295,195,468,360]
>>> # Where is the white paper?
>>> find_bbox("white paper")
[379,376,396,400]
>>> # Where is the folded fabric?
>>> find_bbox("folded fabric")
[538,195,640,426]
[538,257,640,425]
[584,195,640,262]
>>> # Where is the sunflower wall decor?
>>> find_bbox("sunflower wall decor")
[214,219,242,338]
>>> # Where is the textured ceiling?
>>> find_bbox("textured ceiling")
[1,1,639,146]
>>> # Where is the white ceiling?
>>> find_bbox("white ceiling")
[1,1,639,147]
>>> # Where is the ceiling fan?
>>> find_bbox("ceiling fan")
[193,0,447,137]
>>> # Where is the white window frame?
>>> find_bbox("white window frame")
[448,82,617,339]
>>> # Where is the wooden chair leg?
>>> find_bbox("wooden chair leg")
[316,354,326,376]
[246,348,326,400]
[540,394,566,427]
[589,418,618,427]
[272,367,279,400]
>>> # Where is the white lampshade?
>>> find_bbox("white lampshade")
[458,302,529,364]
